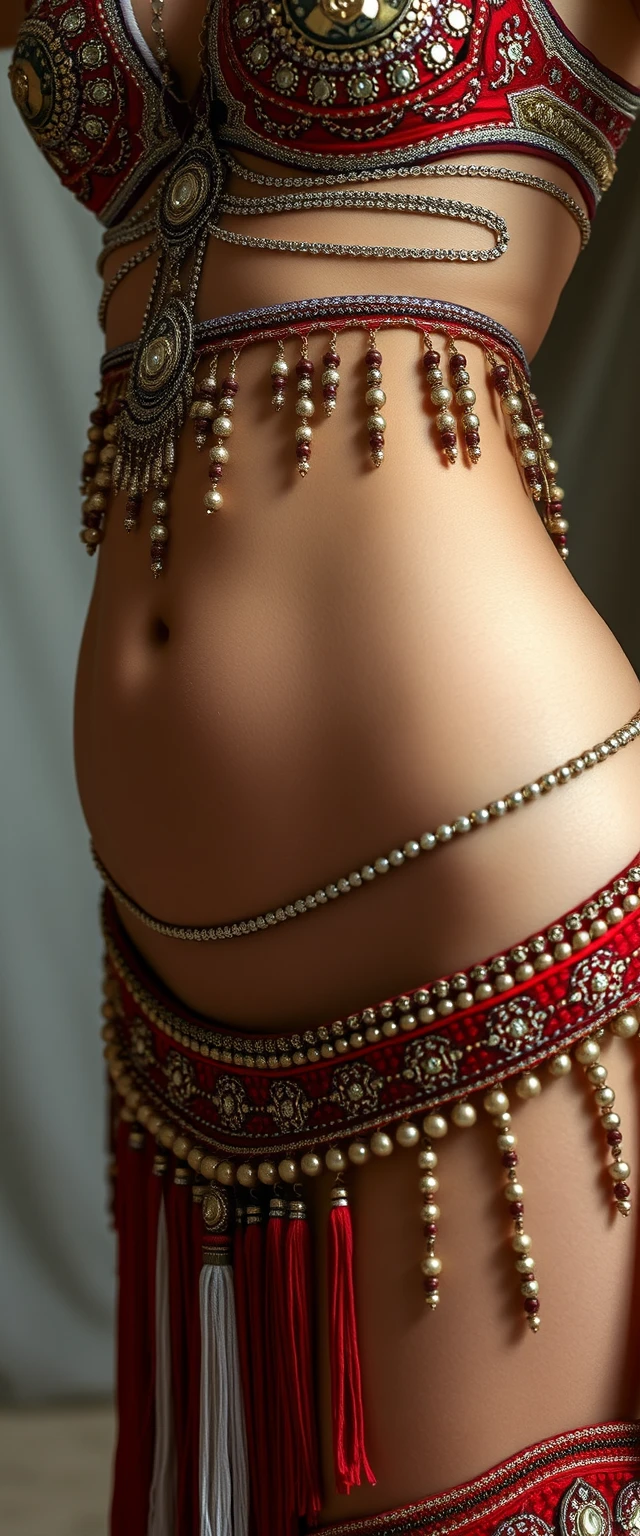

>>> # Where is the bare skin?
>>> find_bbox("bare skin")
[70,0,640,1518]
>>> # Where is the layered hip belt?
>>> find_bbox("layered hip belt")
[103,845,640,1534]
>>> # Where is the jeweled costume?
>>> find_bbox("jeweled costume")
[9,2,640,1533]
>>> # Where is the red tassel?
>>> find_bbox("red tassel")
[244,1203,271,1536]
[111,1122,162,1536]
[166,1164,195,1536]
[265,1193,298,1536]
[286,1198,322,1521]
[185,1183,204,1534]
[328,1184,375,1497]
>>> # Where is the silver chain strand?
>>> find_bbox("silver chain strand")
[98,242,160,331]
[211,189,508,263]
[221,152,591,249]
[92,708,640,942]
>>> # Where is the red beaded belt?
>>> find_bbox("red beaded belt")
[316,1422,640,1535]
[103,850,640,1534]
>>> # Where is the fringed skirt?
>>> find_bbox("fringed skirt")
[102,846,640,1535]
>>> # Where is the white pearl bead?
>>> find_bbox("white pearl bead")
[365,387,386,407]
[209,444,229,464]
[423,1113,449,1139]
[300,1152,322,1177]
[515,1255,535,1274]
[420,1173,439,1195]
[483,1088,509,1116]
[575,1038,600,1065]
[403,840,420,859]
[610,1160,630,1181]
[451,1101,477,1128]
[497,1132,517,1151]
[382,1019,398,1037]
[389,848,405,867]
[436,824,453,842]
[295,424,312,443]
[237,1163,257,1187]
[587,1064,608,1086]
[347,1141,370,1165]
[436,409,456,432]
[421,1202,440,1222]
[396,1121,420,1148]
[418,1148,438,1170]
[204,488,223,512]
[278,1159,299,1184]
[512,1232,532,1253]
[505,1180,524,1201]
[516,1074,542,1100]
[502,392,522,415]
[216,1161,236,1186]
[367,412,386,433]
[456,386,476,407]
[421,1254,442,1277]
[325,1146,347,1172]
[611,1011,639,1038]
[431,385,453,407]
[213,415,233,436]
[258,1161,278,1185]
[548,1053,572,1078]
[595,1086,615,1107]
[370,1131,394,1157]
[521,1278,539,1298]
[602,1112,620,1130]
[296,397,314,418]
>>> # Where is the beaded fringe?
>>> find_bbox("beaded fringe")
[106,968,640,1536]
[82,323,567,576]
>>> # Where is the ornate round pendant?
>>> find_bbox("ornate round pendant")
[282,0,419,50]
[616,1484,640,1534]
[159,140,224,250]
[127,298,194,429]
[9,19,78,147]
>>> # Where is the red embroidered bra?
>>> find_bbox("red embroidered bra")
[9,0,640,227]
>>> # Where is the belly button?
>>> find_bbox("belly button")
[152,616,170,644]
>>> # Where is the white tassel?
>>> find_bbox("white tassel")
[199,1255,249,1536]
[148,1198,176,1536]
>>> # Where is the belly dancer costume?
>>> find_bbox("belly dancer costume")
[9,2,640,1533]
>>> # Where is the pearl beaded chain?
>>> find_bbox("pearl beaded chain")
[92,706,640,942]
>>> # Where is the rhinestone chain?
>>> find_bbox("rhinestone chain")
[92,707,640,942]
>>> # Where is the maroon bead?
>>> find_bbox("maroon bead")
[151,541,165,558]
[465,429,480,447]
[296,359,314,376]
[502,1151,518,1167]
[84,511,101,528]
[323,350,340,367]
[524,1297,540,1315]
[492,363,509,383]
[423,349,440,370]
[450,352,466,372]
[534,405,544,419]
[221,377,238,394]
[365,348,382,366]
[296,443,311,458]
[614,1182,630,1200]
[423,1222,438,1238]
[550,500,565,513]
[525,465,540,485]
[323,383,337,397]
[424,1276,440,1293]
[607,1130,623,1146]
[209,463,223,480]
[509,1201,524,1217]
[369,431,385,447]
[440,430,457,448]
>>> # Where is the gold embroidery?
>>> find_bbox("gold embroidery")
[511,88,616,193]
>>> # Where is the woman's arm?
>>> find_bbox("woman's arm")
[0,1,25,48]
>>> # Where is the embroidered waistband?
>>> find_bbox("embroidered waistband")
[314,1421,640,1535]
[103,849,640,1160]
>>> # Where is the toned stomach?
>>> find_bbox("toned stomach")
[74,157,640,1513]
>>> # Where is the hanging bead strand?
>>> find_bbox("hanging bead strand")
[424,336,457,462]
[189,354,219,451]
[418,1135,441,1309]
[295,338,315,477]
[205,351,239,514]
[365,333,385,467]
[574,1035,632,1215]
[483,1084,541,1332]
[449,342,481,463]
[80,390,109,554]
[322,333,341,417]
[521,384,569,562]
[270,341,289,412]
[149,473,171,577]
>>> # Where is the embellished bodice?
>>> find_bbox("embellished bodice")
[9,0,640,227]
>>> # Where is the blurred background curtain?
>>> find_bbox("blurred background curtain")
[0,55,639,1402]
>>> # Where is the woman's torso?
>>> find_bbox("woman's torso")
[59,0,640,1514]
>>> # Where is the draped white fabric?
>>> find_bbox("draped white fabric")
[0,54,638,1399]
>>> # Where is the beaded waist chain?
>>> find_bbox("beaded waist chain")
[104,848,640,1522]
[82,294,571,576]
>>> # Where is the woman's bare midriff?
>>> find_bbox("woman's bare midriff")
[73,0,640,1516]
